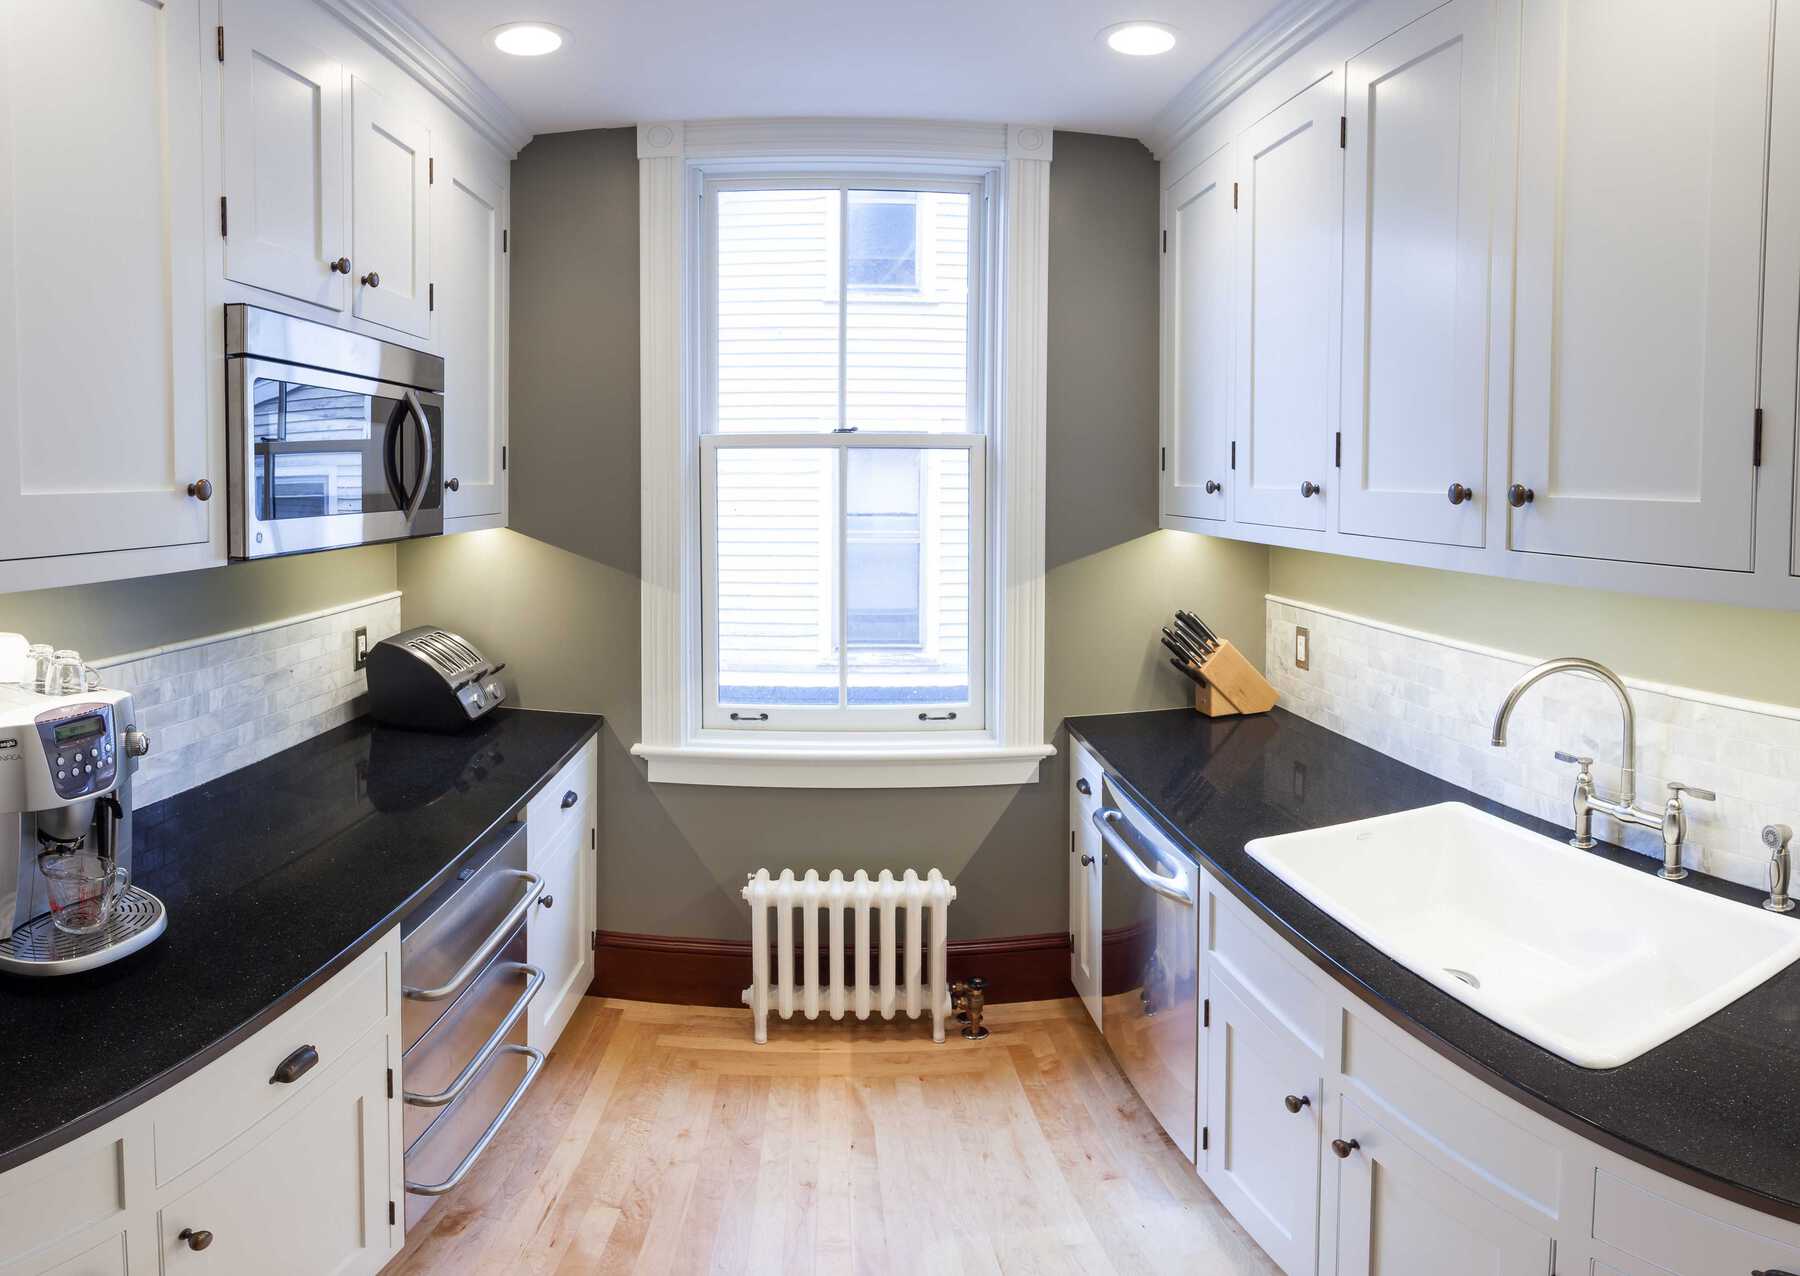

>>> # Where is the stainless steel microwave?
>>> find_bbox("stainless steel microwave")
[226,304,445,559]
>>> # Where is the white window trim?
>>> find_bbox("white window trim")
[632,119,1054,788]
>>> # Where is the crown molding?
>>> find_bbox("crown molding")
[313,0,533,157]
[1147,0,1363,158]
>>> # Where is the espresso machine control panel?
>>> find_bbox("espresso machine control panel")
[32,703,115,801]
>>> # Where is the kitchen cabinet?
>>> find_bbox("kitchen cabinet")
[350,76,431,338]
[218,0,347,311]
[158,1029,395,1276]
[433,141,510,524]
[1336,0,1495,548]
[526,738,597,1053]
[1202,972,1321,1276]
[1068,743,1103,1027]
[1231,73,1340,533]
[1509,0,1769,571]
[1160,144,1234,521]
[0,0,212,566]
[1329,1092,1551,1276]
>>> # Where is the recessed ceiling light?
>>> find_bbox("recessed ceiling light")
[491,22,567,57]
[1102,21,1177,56]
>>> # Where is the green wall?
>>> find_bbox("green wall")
[1269,549,1800,706]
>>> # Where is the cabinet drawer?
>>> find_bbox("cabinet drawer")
[152,937,391,1188]
[526,737,594,863]
[1203,878,1327,1058]
[1592,1168,1800,1276]
[41,1232,127,1275]
[0,1132,125,1267]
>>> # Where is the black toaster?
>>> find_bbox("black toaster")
[365,626,507,732]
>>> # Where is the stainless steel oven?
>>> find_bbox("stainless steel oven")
[226,304,445,559]
[1093,778,1200,1162]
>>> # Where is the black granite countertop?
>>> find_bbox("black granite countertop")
[1065,707,1800,1223]
[0,708,601,1175]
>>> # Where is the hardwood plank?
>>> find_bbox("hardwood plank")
[388,997,1278,1276]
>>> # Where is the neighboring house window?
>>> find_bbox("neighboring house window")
[846,191,919,290]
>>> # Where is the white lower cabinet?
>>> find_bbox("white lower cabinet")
[1068,744,1103,1027]
[526,737,598,1054]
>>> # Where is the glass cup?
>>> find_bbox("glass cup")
[37,850,130,935]
[50,650,100,696]
[19,643,53,693]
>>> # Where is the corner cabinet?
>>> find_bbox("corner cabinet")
[1159,0,1800,611]
[526,737,598,1053]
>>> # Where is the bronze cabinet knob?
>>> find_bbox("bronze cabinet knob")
[1447,482,1473,505]
[179,1228,214,1251]
[361,271,381,288]
[445,477,460,492]
[1330,1138,1360,1159]
[187,478,213,501]
[329,256,352,274]
[1507,483,1535,508]
[1075,778,1091,795]
[1299,480,1322,498]
[539,894,555,909]
[1079,854,1095,867]
[1204,480,1222,494]
[1283,1094,1311,1114]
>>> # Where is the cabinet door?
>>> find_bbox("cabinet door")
[350,77,430,337]
[1510,0,1770,569]
[1332,1093,1551,1276]
[1232,73,1341,532]
[219,0,347,310]
[159,1030,395,1276]
[1338,0,1495,547]
[1202,975,1321,1276]
[433,145,508,520]
[1161,144,1234,520]
[0,0,210,561]
[1068,756,1102,1028]
[528,817,591,1053]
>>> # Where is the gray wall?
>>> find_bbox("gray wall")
[396,129,1270,940]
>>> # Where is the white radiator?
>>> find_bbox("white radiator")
[742,868,957,1044]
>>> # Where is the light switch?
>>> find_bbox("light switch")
[1295,626,1310,671]
[353,626,369,670]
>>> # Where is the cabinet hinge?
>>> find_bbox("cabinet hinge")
[1753,407,1764,467]
[1161,228,1167,253]
[219,196,228,238]
[216,25,224,62]
[1067,931,1074,949]
[389,1201,397,1227]
[1203,997,1210,1028]
[428,156,434,185]
[1335,431,1342,468]
[1232,181,1238,210]
[1340,115,1347,148]
[1230,440,1237,471]
[1201,1126,1209,1151]
[502,228,508,253]
[429,282,435,312]
[501,444,508,470]
[386,1067,394,1098]
[1160,446,1166,473]
[590,928,600,950]
[591,826,597,850]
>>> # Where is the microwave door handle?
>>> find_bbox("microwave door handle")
[382,407,407,511]
[401,389,435,528]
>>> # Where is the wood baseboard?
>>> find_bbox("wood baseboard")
[588,930,1075,1007]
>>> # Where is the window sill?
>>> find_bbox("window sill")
[629,739,1055,788]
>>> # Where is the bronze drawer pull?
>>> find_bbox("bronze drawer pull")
[269,1044,319,1085]
[179,1228,213,1251]
[1331,1138,1360,1159]
[1283,1094,1310,1114]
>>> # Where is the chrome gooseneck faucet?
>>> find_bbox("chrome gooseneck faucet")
[1490,657,1713,880]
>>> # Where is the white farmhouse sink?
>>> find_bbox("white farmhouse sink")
[1245,802,1800,1068]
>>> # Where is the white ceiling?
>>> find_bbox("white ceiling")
[395,0,1285,141]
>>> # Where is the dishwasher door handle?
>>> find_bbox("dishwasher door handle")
[402,869,543,1003]
[1092,808,1194,906]
[403,1044,545,1197]
[402,962,544,1110]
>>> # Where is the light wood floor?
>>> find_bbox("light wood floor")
[386,996,1279,1275]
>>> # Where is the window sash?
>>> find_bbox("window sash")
[700,431,987,732]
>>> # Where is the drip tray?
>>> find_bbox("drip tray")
[0,888,167,976]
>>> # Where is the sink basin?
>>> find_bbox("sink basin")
[1245,802,1800,1068]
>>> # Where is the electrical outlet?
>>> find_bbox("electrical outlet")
[1295,626,1310,671]
[353,626,369,670]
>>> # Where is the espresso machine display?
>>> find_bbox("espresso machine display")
[0,685,161,976]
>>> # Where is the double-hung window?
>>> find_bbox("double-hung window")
[699,175,991,733]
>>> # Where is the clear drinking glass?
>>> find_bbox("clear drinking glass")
[50,650,99,696]
[37,850,130,935]
[19,643,53,693]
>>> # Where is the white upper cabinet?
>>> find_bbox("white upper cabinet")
[219,0,347,311]
[350,77,431,338]
[1161,145,1234,521]
[1338,0,1496,548]
[433,143,508,521]
[1509,0,1771,570]
[0,0,210,563]
[1232,74,1341,532]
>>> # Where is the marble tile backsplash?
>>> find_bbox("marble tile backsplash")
[91,593,402,807]
[1266,594,1800,890]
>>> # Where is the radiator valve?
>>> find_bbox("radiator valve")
[950,976,989,1041]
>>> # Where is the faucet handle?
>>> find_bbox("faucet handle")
[1553,750,1594,770]
[1667,781,1716,803]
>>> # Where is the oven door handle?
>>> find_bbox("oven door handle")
[400,388,436,528]
[401,868,543,1003]
[403,1044,545,1197]
[402,962,544,1110]
[1092,808,1194,906]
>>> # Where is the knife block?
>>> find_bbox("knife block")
[1182,640,1278,717]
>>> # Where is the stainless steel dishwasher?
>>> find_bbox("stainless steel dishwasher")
[1092,778,1200,1162]
[399,819,545,1227]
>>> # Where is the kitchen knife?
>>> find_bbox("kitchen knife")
[1162,626,1208,665]
[1177,610,1220,651]
[1169,657,1207,686]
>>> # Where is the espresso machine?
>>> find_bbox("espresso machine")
[0,684,161,975]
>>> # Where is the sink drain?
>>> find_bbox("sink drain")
[1444,967,1481,989]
